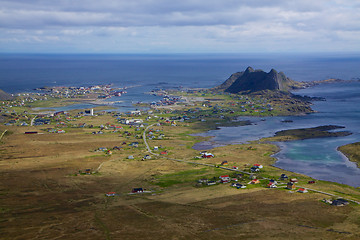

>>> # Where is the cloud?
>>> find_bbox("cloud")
[0,0,359,53]
[1,0,357,29]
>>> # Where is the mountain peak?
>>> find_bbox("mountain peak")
[215,67,300,93]
[245,66,255,73]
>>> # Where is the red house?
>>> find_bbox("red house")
[202,153,214,158]
[106,192,116,197]
[219,175,230,183]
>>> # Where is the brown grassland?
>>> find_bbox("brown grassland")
[338,142,360,168]
[0,107,360,239]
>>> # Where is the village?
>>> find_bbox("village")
[0,87,359,239]
[1,89,358,206]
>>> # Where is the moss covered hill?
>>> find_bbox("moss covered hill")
[214,67,304,93]
[0,89,13,100]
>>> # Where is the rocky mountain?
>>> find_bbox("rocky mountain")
[214,67,303,93]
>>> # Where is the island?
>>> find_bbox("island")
[1,69,359,239]
[261,125,352,142]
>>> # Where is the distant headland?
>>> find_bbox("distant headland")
[213,66,358,94]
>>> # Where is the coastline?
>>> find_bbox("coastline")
[2,83,360,239]
[338,142,360,168]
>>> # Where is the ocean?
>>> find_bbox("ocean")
[1,53,360,186]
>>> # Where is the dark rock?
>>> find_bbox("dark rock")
[214,67,303,93]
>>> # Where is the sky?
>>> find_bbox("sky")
[0,0,359,54]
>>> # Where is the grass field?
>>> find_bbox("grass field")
[0,97,360,239]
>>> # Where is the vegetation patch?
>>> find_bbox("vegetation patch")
[153,167,229,187]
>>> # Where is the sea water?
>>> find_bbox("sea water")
[1,53,360,186]
[194,82,360,187]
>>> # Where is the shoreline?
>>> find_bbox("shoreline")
[338,142,360,168]
[3,82,360,188]
[190,119,360,188]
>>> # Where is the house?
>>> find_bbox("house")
[221,161,228,165]
[197,179,209,184]
[143,155,151,160]
[267,183,277,188]
[85,169,91,174]
[287,182,296,190]
[253,164,263,169]
[331,199,349,206]
[207,181,216,186]
[232,166,238,170]
[219,175,230,183]
[231,183,246,189]
[267,179,277,188]
[132,188,144,193]
[202,153,214,158]
[269,179,278,184]
[280,174,288,180]
[160,151,167,155]
[128,155,134,159]
[131,110,141,116]
[250,166,260,172]
[154,146,159,151]
[106,192,116,197]
[297,188,308,193]
[250,179,260,184]
[129,142,139,147]
[290,178,298,183]
[236,184,246,189]
[308,180,316,184]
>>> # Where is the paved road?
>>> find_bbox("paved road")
[143,122,360,205]
[0,129,8,140]
[30,116,37,126]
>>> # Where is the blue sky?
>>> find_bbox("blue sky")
[0,0,359,53]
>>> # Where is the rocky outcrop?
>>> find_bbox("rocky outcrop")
[215,67,303,93]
